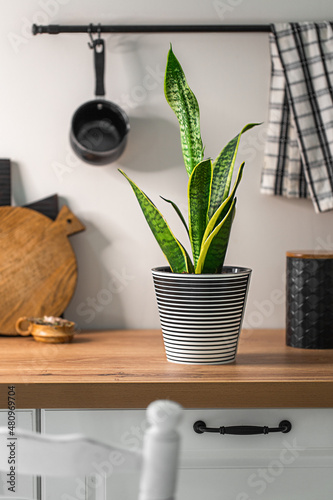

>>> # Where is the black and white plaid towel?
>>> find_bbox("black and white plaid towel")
[261,22,333,213]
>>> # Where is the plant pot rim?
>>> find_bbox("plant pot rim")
[151,266,252,277]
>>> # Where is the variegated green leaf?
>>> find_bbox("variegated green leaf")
[208,123,259,219]
[178,241,195,274]
[160,196,190,238]
[119,170,193,273]
[188,159,212,268]
[201,161,244,244]
[164,46,204,176]
[196,198,236,274]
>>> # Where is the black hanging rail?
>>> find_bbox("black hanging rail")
[32,23,272,35]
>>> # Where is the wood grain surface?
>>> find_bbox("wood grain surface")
[0,329,332,409]
[0,205,85,334]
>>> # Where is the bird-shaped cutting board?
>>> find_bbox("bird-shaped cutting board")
[0,160,85,334]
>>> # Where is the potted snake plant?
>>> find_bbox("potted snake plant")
[119,46,259,365]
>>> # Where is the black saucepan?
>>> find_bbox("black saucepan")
[70,37,129,165]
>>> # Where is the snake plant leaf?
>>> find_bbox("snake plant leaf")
[188,158,213,268]
[119,170,193,273]
[160,196,190,238]
[202,161,245,244]
[208,123,259,219]
[178,241,195,274]
[164,46,204,176]
[196,198,236,274]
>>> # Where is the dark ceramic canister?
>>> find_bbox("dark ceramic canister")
[286,251,333,349]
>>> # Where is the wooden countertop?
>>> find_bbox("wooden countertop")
[1,329,332,409]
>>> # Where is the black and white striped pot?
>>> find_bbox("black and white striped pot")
[152,266,252,365]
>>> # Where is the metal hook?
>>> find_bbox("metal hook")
[88,23,103,49]
[87,23,95,49]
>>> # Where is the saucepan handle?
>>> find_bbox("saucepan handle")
[93,38,105,97]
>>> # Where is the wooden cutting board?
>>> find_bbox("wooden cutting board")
[0,160,85,334]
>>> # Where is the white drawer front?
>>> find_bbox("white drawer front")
[0,410,37,499]
[178,467,333,500]
[42,408,333,500]
[180,408,333,468]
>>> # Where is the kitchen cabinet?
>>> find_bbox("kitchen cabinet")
[1,329,333,500]
[42,407,333,500]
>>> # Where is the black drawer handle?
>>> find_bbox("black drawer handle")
[193,420,292,435]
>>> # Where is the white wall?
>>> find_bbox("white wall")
[1,0,333,331]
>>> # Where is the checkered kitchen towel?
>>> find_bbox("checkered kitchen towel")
[261,22,333,213]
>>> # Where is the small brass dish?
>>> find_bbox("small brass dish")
[15,316,75,343]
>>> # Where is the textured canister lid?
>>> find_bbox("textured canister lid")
[286,250,333,259]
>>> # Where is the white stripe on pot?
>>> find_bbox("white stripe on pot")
[159,318,242,328]
[157,303,244,311]
[165,346,237,355]
[158,312,243,323]
[163,340,238,349]
[164,339,238,347]
[154,286,248,293]
[166,351,235,363]
[155,294,246,302]
[162,331,240,339]
[160,330,241,339]
[161,330,240,338]
[160,319,241,330]
[154,285,248,292]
